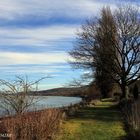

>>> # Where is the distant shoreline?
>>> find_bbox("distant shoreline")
[32,86,87,97]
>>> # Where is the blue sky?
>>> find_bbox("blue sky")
[0,0,139,90]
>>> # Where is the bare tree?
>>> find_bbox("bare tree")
[69,7,117,97]
[110,6,140,98]
[69,6,140,99]
[0,76,45,115]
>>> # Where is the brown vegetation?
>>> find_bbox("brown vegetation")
[0,109,62,140]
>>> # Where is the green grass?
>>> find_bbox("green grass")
[55,99,126,140]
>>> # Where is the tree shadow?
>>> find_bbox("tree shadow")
[74,105,122,122]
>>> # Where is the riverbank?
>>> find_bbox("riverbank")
[0,100,82,140]
[0,99,127,140]
[55,99,126,140]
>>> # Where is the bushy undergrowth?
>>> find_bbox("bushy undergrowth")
[120,98,140,140]
[0,109,62,140]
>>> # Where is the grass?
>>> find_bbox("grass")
[55,99,126,140]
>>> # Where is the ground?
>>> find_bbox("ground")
[55,99,126,140]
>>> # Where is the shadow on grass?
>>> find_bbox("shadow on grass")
[60,100,128,140]
[119,134,140,140]
[74,104,122,122]
[73,103,137,140]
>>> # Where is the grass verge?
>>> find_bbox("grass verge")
[55,99,126,140]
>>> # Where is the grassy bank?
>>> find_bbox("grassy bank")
[56,99,126,140]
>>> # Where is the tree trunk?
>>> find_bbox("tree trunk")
[120,84,129,99]
[121,85,126,99]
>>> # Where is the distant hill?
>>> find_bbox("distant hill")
[32,79,140,97]
[33,86,88,97]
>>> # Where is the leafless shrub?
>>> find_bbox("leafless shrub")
[0,76,46,115]
[0,109,62,140]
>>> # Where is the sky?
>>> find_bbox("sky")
[0,0,139,90]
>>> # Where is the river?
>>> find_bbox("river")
[0,96,82,117]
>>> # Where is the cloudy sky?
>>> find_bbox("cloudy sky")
[0,0,139,90]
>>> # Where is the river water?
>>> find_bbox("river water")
[0,96,82,117]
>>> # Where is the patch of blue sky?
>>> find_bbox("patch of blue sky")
[0,63,70,74]
[0,63,70,68]
[0,0,128,29]
[0,63,82,90]
[0,40,74,53]
[0,16,83,28]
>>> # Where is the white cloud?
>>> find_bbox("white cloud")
[0,25,77,47]
[0,0,138,50]
[39,83,63,90]
[0,1,86,19]
[0,52,69,65]
[0,0,138,90]
[0,65,58,74]
[0,0,126,20]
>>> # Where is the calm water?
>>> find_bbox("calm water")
[0,96,82,117]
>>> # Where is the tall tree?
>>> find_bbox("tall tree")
[69,7,117,97]
[94,7,117,97]
[69,6,140,99]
